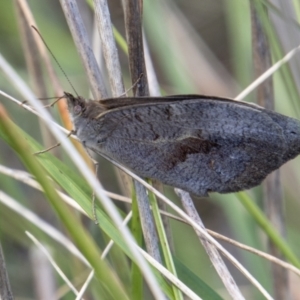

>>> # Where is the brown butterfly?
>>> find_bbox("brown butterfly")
[65,92,300,196]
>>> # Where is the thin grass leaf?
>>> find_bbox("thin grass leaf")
[148,184,184,300]
[237,191,300,268]
[131,188,144,300]
[0,105,131,300]
[175,257,224,300]
[0,112,132,256]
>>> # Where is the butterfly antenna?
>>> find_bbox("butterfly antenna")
[31,25,79,97]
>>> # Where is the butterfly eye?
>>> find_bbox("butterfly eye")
[74,104,82,115]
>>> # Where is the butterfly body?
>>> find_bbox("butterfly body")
[65,92,300,196]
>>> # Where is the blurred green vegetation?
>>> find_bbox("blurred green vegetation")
[0,0,300,299]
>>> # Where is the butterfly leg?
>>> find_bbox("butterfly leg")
[33,130,76,155]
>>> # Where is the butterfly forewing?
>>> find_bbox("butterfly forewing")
[73,97,297,196]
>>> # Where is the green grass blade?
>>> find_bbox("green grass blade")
[0,106,130,300]
[147,184,183,300]
[131,188,144,300]
[237,191,300,268]
[175,257,224,300]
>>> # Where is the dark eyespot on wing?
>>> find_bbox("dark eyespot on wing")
[164,137,220,170]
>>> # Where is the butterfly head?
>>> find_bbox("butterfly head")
[64,92,87,118]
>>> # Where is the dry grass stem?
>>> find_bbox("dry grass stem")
[93,0,124,96]
[175,189,245,300]
[0,243,14,300]
[251,4,290,299]
[123,0,162,265]
[103,154,274,300]
[59,0,107,99]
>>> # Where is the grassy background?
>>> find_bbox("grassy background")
[0,0,300,299]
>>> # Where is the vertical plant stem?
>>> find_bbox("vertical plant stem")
[94,0,124,96]
[14,1,58,153]
[143,33,161,96]
[175,189,245,300]
[148,189,183,300]
[251,4,291,299]
[93,0,133,197]
[133,182,161,262]
[123,0,162,263]
[131,188,143,300]
[143,29,174,252]
[0,243,14,300]
[59,0,108,99]
[123,0,149,96]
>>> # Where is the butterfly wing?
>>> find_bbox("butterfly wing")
[87,98,288,196]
